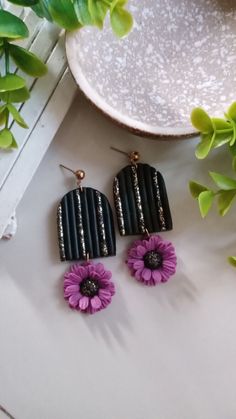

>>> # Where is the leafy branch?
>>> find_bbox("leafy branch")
[9,0,133,37]
[0,0,133,149]
[189,103,236,266]
[0,9,47,148]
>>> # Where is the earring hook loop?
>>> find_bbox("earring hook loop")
[110,147,140,166]
[60,164,85,189]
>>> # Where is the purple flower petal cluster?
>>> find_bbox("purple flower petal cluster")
[127,235,177,286]
[64,262,115,314]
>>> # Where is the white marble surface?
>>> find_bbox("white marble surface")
[67,0,236,136]
[0,93,236,419]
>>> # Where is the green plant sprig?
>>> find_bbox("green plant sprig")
[190,103,236,266]
[0,0,133,149]
[8,0,133,37]
[190,173,236,218]
[0,9,47,149]
[191,103,236,160]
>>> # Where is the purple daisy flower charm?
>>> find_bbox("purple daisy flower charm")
[127,235,177,286]
[64,262,115,314]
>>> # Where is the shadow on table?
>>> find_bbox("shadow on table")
[54,279,132,349]
[52,244,133,349]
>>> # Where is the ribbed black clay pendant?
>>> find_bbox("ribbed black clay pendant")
[57,165,116,314]
[112,148,177,286]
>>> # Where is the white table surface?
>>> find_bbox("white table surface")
[1,93,236,419]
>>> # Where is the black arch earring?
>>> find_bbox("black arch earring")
[112,148,177,286]
[57,165,116,314]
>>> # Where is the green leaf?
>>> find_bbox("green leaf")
[7,104,28,128]
[0,10,29,40]
[191,108,213,133]
[88,0,109,28]
[110,0,128,13]
[0,74,25,92]
[9,44,47,77]
[229,141,236,156]
[189,181,208,198]
[213,131,233,148]
[7,0,39,5]
[31,0,133,36]
[212,118,232,131]
[228,256,236,267]
[9,134,18,149]
[0,86,30,103]
[0,128,13,149]
[198,190,214,218]
[74,0,93,25]
[228,102,236,122]
[0,105,7,114]
[0,105,7,126]
[209,172,236,190]
[232,156,236,172]
[195,132,215,159]
[110,6,133,37]
[48,0,81,30]
[32,0,53,21]
[110,0,121,12]
[217,190,236,216]
[0,108,7,126]
[230,127,236,146]
[224,115,236,146]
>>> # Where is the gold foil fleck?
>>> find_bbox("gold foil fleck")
[95,191,108,256]
[57,204,66,261]
[113,177,126,236]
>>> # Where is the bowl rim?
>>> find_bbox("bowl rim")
[66,31,198,140]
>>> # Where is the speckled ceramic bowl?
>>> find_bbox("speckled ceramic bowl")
[66,0,236,138]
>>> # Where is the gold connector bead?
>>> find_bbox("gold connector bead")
[60,165,85,187]
[110,147,140,165]
[129,151,140,164]
[75,170,85,181]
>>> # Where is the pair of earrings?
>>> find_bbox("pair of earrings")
[57,149,177,314]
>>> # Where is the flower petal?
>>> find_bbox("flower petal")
[134,268,143,280]
[132,240,143,247]
[146,237,156,251]
[101,270,112,280]
[151,270,162,283]
[159,269,171,282]
[137,245,147,257]
[133,260,144,270]
[90,296,102,310]
[128,248,142,259]
[71,266,87,280]
[87,264,95,276]
[95,263,105,275]
[64,284,79,297]
[107,282,116,296]
[68,293,80,309]
[99,289,112,301]
[79,296,89,310]
[69,273,83,283]
[127,258,141,265]
[142,268,152,281]
[162,260,177,271]
[64,277,79,287]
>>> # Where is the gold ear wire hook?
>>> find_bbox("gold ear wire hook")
[59,164,76,175]
[60,164,85,190]
[110,147,140,166]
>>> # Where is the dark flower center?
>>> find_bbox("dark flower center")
[144,250,163,269]
[80,277,99,297]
